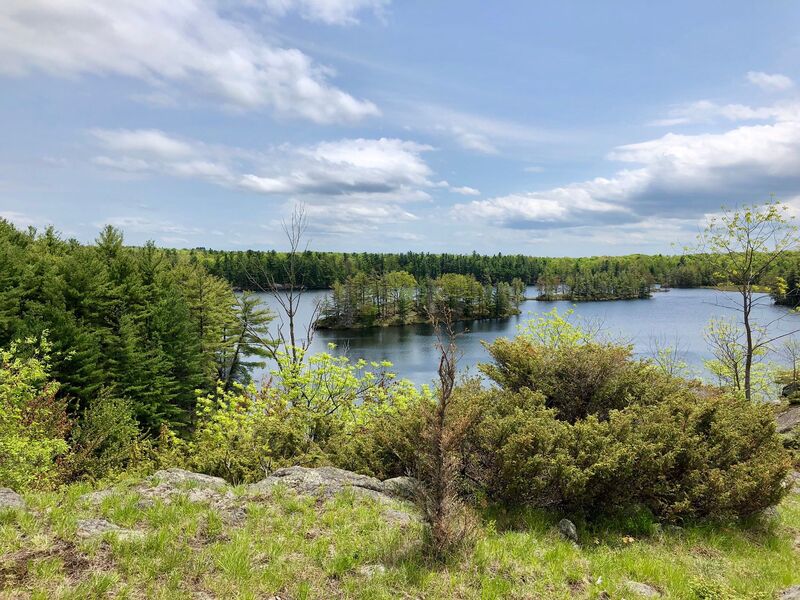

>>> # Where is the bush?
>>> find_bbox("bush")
[461,311,792,521]
[67,391,141,482]
[187,347,426,484]
[480,338,660,422]
[459,378,790,520]
[0,338,69,491]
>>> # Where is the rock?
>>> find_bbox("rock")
[558,518,578,543]
[136,469,233,508]
[777,404,800,434]
[788,470,800,494]
[0,488,24,510]
[148,468,228,489]
[780,586,800,600]
[80,488,115,506]
[381,476,419,501]
[382,508,420,527]
[75,518,143,541]
[781,382,800,398]
[624,580,661,598]
[357,564,387,577]
[248,466,386,501]
[760,506,780,522]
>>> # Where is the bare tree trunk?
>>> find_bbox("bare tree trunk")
[743,290,753,402]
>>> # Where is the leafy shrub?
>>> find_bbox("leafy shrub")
[0,337,69,491]
[459,377,789,520]
[67,390,141,482]
[187,346,425,483]
[461,311,791,521]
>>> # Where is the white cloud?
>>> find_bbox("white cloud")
[0,0,379,122]
[457,115,800,228]
[263,0,389,25]
[420,104,565,154]
[91,129,196,159]
[91,129,459,203]
[304,201,418,235]
[96,216,204,237]
[0,211,37,228]
[649,99,800,126]
[747,71,794,92]
[449,186,480,196]
[449,127,498,154]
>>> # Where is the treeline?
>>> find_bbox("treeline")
[196,247,762,291]
[771,254,800,307]
[0,220,271,433]
[317,272,525,329]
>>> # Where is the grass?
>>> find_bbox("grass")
[1,479,798,599]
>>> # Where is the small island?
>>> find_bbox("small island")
[535,269,654,301]
[315,272,526,329]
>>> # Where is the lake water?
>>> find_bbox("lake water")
[252,287,800,386]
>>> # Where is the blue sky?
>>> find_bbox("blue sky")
[2,1,800,255]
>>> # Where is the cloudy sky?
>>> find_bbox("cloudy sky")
[2,1,800,254]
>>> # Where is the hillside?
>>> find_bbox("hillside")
[2,467,799,599]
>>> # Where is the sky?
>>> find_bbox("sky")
[2,1,800,255]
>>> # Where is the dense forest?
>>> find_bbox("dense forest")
[317,272,525,329]
[196,246,800,295]
[0,220,272,433]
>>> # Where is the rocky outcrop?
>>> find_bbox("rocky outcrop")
[381,476,419,501]
[557,518,578,543]
[75,518,143,541]
[777,404,800,434]
[780,585,800,600]
[0,488,24,510]
[248,466,418,504]
[624,580,661,598]
[147,468,228,490]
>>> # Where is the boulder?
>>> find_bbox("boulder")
[357,564,387,578]
[248,466,386,501]
[135,469,239,523]
[0,488,24,510]
[624,580,661,598]
[780,586,800,600]
[558,518,578,543]
[80,488,115,506]
[781,382,800,398]
[75,518,143,541]
[148,468,228,489]
[777,404,800,434]
[381,476,419,501]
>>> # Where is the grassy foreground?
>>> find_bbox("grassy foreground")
[1,476,798,599]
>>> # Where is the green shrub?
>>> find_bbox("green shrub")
[187,347,426,483]
[461,311,791,521]
[480,336,667,423]
[0,337,69,491]
[459,379,789,520]
[67,390,141,482]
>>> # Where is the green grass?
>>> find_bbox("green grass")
[1,481,798,599]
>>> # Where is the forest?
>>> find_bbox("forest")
[196,244,800,300]
[316,272,526,329]
[0,220,271,434]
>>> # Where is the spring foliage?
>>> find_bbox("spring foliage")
[0,338,69,490]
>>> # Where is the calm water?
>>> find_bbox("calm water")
[252,287,800,386]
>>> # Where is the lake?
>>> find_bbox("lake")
[252,287,800,386]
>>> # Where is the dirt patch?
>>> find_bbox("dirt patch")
[0,540,90,589]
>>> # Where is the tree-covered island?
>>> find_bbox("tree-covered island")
[315,272,526,329]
